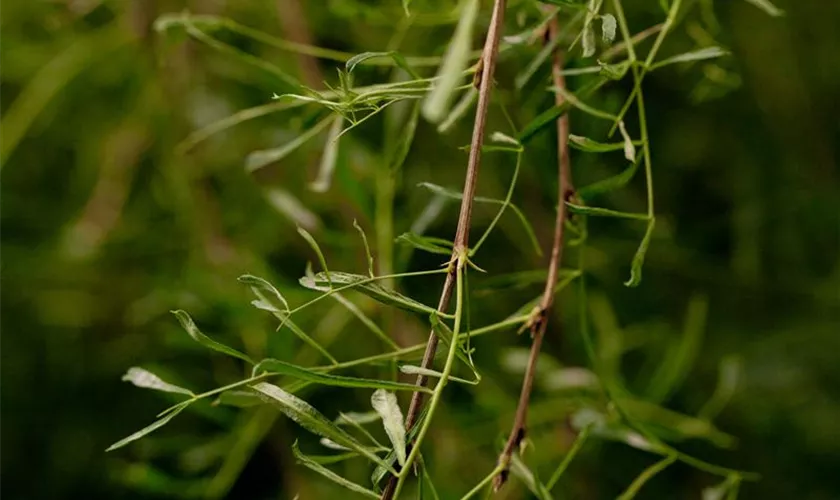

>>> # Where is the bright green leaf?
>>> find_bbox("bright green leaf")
[292,441,379,498]
[396,232,453,255]
[565,203,649,220]
[346,51,420,80]
[121,367,194,397]
[245,114,334,172]
[252,358,431,393]
[422,0,479,123]
[300,271,442,316]
[578,161,640,200]
[251,382,395,472]
[172,310,253,364]
[743,0,784,17]
[625,218,656,287]
[370,390,407,466]
[298,227,333,289]
[650,46,730,71]
[106,404,188,452]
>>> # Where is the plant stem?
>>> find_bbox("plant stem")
[391,256,466,498]
[380,1,508,498]
[493,14,573,491]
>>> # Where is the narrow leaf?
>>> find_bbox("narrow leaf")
[422,0,479,123]
[581,23,596,57]
[388,101,421,171]
[650,46,729,71]
[396,232,453,255]
[298,227,332,289]
[310,114,343,193]
[617,455,678,500]
[578,161,640,200]
[335,412,381,426]
[238,275,290,313]
[399,365,478,385]
[346,51,420,80]
[601,14,617,43]
[371,390,407,466]
[418,182,542,257]
[252,382,394,471]
[617,121,637,162]
[252,358,431,393]
[245,114,334,172]
[300,271,442,316]
[565,203,649,220]
[121,367,194,396]
[569,135,638,153]
[353,220,375,278]
[106,404,187,451]
[172,310,253,364]
[518,77,608,143]
[437,88,477,133]
[213,390,261,408]
[743,0,784,16]
[292,442,379,498]
[625,217,656,287]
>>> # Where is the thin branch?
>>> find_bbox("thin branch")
[379,1,508,498]
[493,14,574,492]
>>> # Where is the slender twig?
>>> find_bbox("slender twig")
[493,14,574,491]
[379,1,508,498]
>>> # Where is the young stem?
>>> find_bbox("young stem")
[493,15,573,491]
[380,1,508,498]
[391,256,466,498]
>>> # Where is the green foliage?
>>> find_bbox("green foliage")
[3,1,837,500]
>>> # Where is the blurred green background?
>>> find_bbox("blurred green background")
[2,0,838,499]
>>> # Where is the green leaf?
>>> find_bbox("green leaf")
[298,227,333,289]
[599,60,631,80]
[238,274,290,314]
[399,365,478,385]
[565,203,649,220]
[743,0,784,16]
[617,121,637,162]
[699,356,742,420]
[300,271,442,316]
[388,101,421,172]
[213,390,261,408]
[518,77,608,143]
[280,317,339,365]
[581,21,596,57]
[172,310,253,364]
[422,0,479,123]
[370,390,407,466]
[346,51,420,80]
[601,14,617,43]
[437,87,477,133]
[569,135,639,154]
[620,398,736,449]
[396,232,453,255]
[625,217,656,287]
[335,412,381,426]
[417,182,542,257]
[650,46,730,71]
[617,454,678,500]
[353,220,375,278]
[578,161,640,201]
[252,382,395,472]
[245,114,334,172]
[310,115,344,193]
[121,367,194,397]
[106,404,188,452]
[509,454,553,500]
[646,294,708,402]
[292,442,379,498]
[252,358,431,393]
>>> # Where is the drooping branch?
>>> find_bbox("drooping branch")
[493,14,573,491]
[379,1,508,498]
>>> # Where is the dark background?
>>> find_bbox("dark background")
[2,0,838,498]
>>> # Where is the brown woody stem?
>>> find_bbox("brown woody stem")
[493,14,573,492]
[379,1,508,498]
